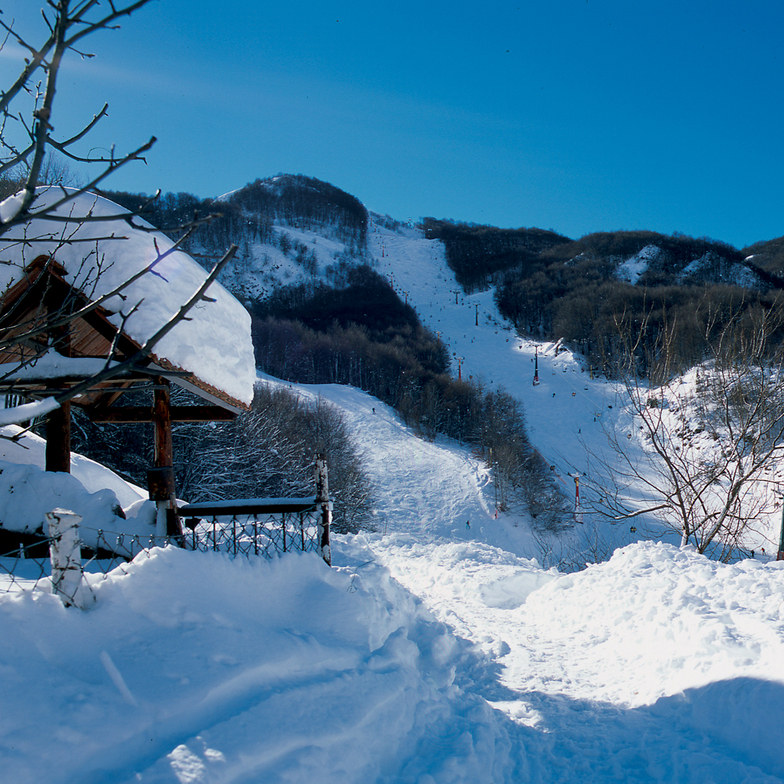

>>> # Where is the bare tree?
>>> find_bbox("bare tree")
[588,304,784,559]
[168,385,374,533]
[0,1,236,426]
[0,1,157,227]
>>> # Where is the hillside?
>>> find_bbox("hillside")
[105,175,370,303]
[744,235,784,278]
[107,177,784,384]
[102,174,784,555]
[490,229,782,375]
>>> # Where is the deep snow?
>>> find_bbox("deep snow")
[0,220,783,782]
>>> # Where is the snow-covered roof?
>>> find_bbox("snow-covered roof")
[0,188,256,407]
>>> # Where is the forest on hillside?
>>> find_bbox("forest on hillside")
[75,176,784,534]
[104,173,368,264]
[80,178,570,529]
[426,219,784,378]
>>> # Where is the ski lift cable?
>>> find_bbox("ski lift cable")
[524,340,623,415]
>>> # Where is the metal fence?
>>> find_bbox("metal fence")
[178,497,327,559]
[0,525,163,604]
[0,502,331,605]
[0,458,333,606]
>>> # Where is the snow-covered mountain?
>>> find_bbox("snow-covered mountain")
[2,183,784,782]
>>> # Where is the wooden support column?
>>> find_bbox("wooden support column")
[45,401,71,473]
[148,376,182,540]
[153,376,173,470]
[44,277,72,473]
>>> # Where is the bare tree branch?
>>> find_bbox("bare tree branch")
[0,1,244,441]
[589,305,784,559]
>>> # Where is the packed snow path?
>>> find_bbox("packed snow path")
[302,380,784,783]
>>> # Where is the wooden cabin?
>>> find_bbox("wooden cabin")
[0,190,257,537]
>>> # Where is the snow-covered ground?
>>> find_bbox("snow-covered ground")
[1,220,784,782]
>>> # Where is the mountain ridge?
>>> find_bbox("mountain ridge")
[106,173,784,299]
[106,173,784,379]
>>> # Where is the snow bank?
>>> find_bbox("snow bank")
[0,546,514,784]
[0,424,147,509]
[0,459,155,548]
[652,677,784,780]
[523,541,784,707]
[360,532,784,781]
[0,424,150,546]
[0,188,256,406]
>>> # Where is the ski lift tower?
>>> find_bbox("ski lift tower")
[455,355,465,381]
[573,474,583,524]
[533,347,540,386]
[778,500,784,561]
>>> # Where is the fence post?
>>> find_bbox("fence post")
[46,509,92,609]
[315,454,332,565]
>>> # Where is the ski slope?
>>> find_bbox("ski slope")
[369,217,616,476]
[368,218,782,554]
[369,220,639,533]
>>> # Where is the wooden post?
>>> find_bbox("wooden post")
[777,502,784,561]
[315,454,331,565]
[46,509,92,609]
[44,280,72,473]
[149,377,182,541]
[153,377,173,470]
[45,402,71,472]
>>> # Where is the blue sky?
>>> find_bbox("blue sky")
[3,0,783,248]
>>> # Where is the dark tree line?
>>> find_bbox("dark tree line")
[250,266,451,397]
[482,228,784,377]
[540,230,743,268]
[253,265,423,335]
[105,189,276,259]
[422,218,570,294]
